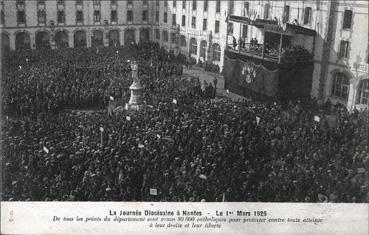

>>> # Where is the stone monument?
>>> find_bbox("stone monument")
[125,60,144,111]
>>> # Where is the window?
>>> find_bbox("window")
[331,73,349,101]
[182,15,186,27]
[143,0,148,5]
[242,25,248,38]
[228,0,234,15]
[216,0,220,13]
[76,0,83,5]
[173,0,176,8]
[283,5,290,22]
[304,7,312,25]
[57,0,65,5]
[264,3,270,19]
[215,20,220,33]
[93,0,100,6]
[127,0,133,5]
[127,10,133,22]
[1,10,5,25]
[156,0,159,7]
[213,43,221,61]
[203,19,207,31]
[343,10,352,29]
[76,10,83,23]
[358,80,369,105]
[200,40,207,58]
[192,0,196,10]
[191,16,196,28]
[37,10,46,24]
[164,12,167,23]
[204,0,208,12]
[244,2,249,16]
[228,23,233,34]
[94,10,101,23]
[156,11,159,23]
[57,10,65,24]
[111,10,117,23]
[155,29,160,40]
[172,14,176,26]
[182,0,186,9]
[190,38,197,55]
[37,0,45,5]
[142,10,148,22]
[180,35,186,47]
[339,40,350,59]
[111,0,117,5]
[16,0,25,5]
[163,31,168,42]
[17,10,26,24]
[171,32,176,43]
[164,0,168,7]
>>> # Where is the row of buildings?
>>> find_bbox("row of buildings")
[0,0,368,110]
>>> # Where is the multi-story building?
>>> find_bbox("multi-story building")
[0,0,153,49]
[1,0,368,110]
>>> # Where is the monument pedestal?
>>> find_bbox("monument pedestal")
[125,61,145,111]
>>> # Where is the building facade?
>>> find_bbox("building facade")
[1,0,368,110]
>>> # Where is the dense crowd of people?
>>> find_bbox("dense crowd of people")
[2,42,368,202]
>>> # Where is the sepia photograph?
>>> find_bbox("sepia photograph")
[0,0,368,234]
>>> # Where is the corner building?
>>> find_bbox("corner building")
[1,0,368,110]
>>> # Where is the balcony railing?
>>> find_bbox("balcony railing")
[226,43,312,64]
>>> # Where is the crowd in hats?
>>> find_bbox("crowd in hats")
[2,42,368,202]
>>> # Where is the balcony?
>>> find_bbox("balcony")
[226,15,315,64]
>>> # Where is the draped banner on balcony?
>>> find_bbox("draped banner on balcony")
[224,55,279,97]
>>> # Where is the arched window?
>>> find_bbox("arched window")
[358,79,369,105]
[74,30,87,48]
[163,31,168,42]
[15,31,31,50]
[212,43,221,61]
[1,33,10,52]
[124,29,135,45]
[331,73,350,101]
[190,38,197,55]
[35,31,50,49]
[55,30,69,48]
[180,35,186,47]
[109,29,120,46]
[200,40,207,58]
[91,30,104,47]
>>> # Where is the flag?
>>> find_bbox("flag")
[126,116,131,121]
[43,146,49,154]
[99,127,104,132]
[226,89,230,94]
[172,99,177,104]
[314,115,320,122]
[199,174,207,180]
[256,116,261,126]
[149,188,158,196]
[110,96,114,101]
[222,192,226,202]
[138,143,145,148]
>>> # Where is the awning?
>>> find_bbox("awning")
[227,15,316,36]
